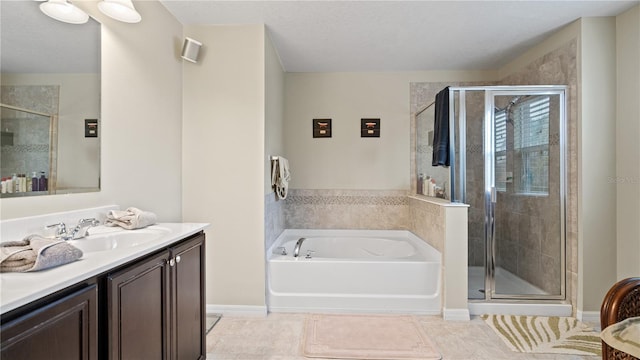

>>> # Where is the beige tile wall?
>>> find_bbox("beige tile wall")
[283,189,409,230]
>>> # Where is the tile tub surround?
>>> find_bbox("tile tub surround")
[265,192,285,251]
[0,207,208,314]
[283,189,409,230]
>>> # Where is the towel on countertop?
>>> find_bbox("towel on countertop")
[0,235,83,273]
[105,207,157,230]
[432,86,450,167]
[271,156,291,200]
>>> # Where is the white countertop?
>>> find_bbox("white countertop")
[0,222,208,315]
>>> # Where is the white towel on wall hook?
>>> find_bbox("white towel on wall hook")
[271,156,290,200]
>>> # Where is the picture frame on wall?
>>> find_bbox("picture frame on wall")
[361,118,380,137]
[313,118,332,138]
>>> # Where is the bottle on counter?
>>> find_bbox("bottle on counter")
[10,174,16,193]
[428,178,436,196]
[32,172,39,192]
[39,171,48,191]
[26,174,32,192]
[417,173,424,195]
[20,174,27,192]
[1,178,6,194]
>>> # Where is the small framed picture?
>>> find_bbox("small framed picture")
[85,119,98,138]
[361,118,380,137]
[313,119,332,138]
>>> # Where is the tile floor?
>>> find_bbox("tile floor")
[206,313,601,360]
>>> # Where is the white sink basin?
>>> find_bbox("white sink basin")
[68,227,170,253]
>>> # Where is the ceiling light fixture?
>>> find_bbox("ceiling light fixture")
[39,0,89,25]
[98,0,141,23]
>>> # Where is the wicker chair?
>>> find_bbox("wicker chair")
[600,277,640,360]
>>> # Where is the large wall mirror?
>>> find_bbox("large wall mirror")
[1,0,101,198]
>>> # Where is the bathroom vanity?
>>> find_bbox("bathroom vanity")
[0,220,207,360]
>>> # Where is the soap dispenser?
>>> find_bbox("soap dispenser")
[31,172,39,191]
[39,171,47,192]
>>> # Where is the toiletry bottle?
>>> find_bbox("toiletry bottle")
[1,178,5,194]
[26,174,32,192]
[32,172,39,191]
[429,178,436,196]
[11,173,17,193]
[424,176,431,195]
[20,174,26,192]
[39,171,48,192]
[8,174,15,193]
[417,174,424,195]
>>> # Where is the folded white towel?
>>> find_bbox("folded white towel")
[105,207,157,230]
[271,156,290,200]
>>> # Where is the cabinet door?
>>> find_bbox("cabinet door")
[1,285,98,360]
[171,234,206,360]
[107,251,170,360]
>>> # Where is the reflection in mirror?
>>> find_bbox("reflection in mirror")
[0,0,101,198]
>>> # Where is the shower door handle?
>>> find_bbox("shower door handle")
[490,186,497,204]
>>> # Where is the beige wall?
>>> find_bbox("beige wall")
[615,4,640,279]
[265,32,285,195]
[2,73,101,190]
[578,17,618,313]
[182,25,266,307]
[0,0,183,221]
[284,71,496,190]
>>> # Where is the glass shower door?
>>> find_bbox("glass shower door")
[488,90,565,299]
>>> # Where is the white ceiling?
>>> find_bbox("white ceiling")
[1,1,637,74]
[160,0,639,72]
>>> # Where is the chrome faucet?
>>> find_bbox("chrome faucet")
[70,218,100,239]
[46,218,99,240]
[293,237,306,257]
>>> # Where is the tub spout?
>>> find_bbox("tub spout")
[293,238,306,257]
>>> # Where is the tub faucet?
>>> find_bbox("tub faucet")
[293,238,306,257]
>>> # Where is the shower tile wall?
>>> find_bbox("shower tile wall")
[1,86,59,182]
[461,91,487,269]
[283,189,409,230]
[498,39,577,299]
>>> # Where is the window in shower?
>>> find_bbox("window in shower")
[495,109,507,192]
[513,96,550,195]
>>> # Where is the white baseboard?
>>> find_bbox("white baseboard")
[443,308,471,321]
[207,304,268,317]
[577,310,600,323]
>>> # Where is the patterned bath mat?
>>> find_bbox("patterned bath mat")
[482,314,601,356]
[302,314,441,359]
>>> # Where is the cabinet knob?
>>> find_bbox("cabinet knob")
[169,258,175,267]
[175,255,181,263]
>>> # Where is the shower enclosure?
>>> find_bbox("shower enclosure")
[418,85,566,302]
[1,104,57,197]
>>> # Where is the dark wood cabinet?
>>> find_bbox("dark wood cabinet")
[0,284,98,360]
[0,231,205,360]
[107,233,205,360]
[171,236,206,359]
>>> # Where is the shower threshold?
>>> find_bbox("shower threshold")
[468,300,572,317]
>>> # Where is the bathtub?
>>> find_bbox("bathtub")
[267,229,441,314]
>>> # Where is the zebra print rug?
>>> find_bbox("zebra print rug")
[481,314,602,356]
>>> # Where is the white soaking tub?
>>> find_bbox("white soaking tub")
[267,229,441,314]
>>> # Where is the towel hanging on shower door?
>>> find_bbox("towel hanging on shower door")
[432,86,450,167]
